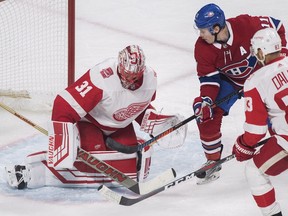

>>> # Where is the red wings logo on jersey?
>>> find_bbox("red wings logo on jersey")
[113,101,149,121]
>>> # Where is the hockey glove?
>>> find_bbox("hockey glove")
[193,96,213,123]
[233,135,256,162]
[140,109,187,149]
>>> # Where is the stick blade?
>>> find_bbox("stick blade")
[138,168,176,194]
[98,185,123,204]
[106,137,138,154]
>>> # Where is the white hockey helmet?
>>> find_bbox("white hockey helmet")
[250,28,281,56]
[118,45,146,89]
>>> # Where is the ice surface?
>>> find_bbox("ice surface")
[0,0,287,215]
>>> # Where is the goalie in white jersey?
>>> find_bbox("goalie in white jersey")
[5,45,187,189]
[232,28,288,216]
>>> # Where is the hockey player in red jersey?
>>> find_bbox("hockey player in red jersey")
[233,28,288,216]
[192,3,288,184]
[5,45,187,189]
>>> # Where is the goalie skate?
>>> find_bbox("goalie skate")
[196,160,221,185]
[5,165,31,189]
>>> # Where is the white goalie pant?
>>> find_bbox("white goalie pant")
[24,147,153,189]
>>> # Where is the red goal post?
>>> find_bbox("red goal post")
[0,0,75,110]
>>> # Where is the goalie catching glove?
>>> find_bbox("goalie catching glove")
[193,96,213,123]
[140,109,188,149]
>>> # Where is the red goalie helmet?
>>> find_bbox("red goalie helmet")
[118,45,146,89]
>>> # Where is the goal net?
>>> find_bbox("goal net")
[0,0,75,110]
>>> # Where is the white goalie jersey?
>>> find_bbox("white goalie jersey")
[53,58,157,134]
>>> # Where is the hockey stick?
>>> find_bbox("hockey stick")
[98,137,268,206]
[0,101,48,135]
[77,148,176,195]
[0,101,176,195]
[106,88,243,154]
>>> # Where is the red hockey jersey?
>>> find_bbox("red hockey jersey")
[194,14,287,100]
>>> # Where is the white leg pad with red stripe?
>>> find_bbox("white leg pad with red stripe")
[47,121,80,169]
[24,150,140,188]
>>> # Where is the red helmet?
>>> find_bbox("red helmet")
[118,45,146,89]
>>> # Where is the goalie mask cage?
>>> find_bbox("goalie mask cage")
[0,0,75,110]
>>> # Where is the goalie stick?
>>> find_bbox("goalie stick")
[106,88,243,154]
[77,148,176,194]
[0,101,176,195]
[98,138,268,206]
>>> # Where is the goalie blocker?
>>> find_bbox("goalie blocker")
[7,121,153,189]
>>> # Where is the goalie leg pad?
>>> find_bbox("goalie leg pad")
[7,149,143,189]
[25,151,140,188]
[56,150,138,187]
[47,121,80,169]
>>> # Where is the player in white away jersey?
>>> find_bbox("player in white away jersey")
[233,28,288,216]
[5,45,187,189]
